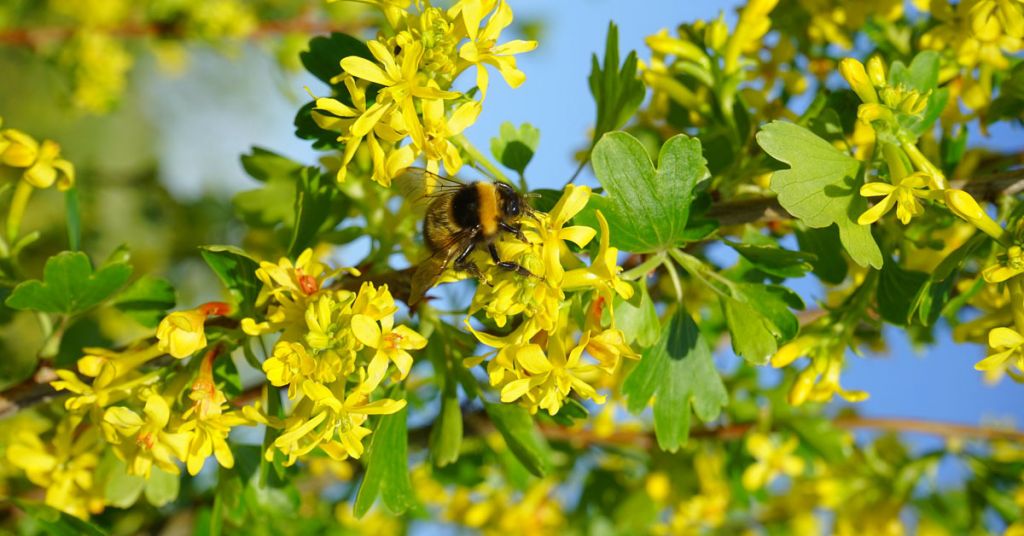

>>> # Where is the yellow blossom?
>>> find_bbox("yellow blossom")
[982,245,1024,283]
[342,40,458,153]
[499,331,606,415]
[741,432,805,490]
[456,0,538,97]
[6,419,104,519]
[177,349,250,475]
[420,97,481,173]
[157,306,216,358]
[271,380,405,465]
[352,313,427,389]
[562,210,633,304]
[0,129,75,189]
[858,172,935,225]
[263,341,318,398]
[102,393,190,477]
[536,184,596,283]
[975,326,1024,375]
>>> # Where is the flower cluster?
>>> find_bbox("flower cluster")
[771,327,868,406]
[311,0,536,186]
[838,57,950,226]
[459,186,638,415]
[242,249,423,465]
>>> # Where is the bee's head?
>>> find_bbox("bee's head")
[496,182,525,219]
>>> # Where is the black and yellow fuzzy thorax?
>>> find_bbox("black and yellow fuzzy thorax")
[424,181,501,252]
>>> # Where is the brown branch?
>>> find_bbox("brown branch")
[537,415,1024,450]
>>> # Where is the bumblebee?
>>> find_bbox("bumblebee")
[403,171,534,305]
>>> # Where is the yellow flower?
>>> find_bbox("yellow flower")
[0,129,75,189]
[456,0,538,97]
[311,79,411,185]
[271,380,406,465]
[352,313,427,389]
[858,171,934,225]
[975,327,1024,375]
[741,433,805,490]
[263,341,318,398]
[562,210,633,304]
[244,248,351,338]
[536,184,596,284]
[982,245,1024,283]
[722,0,779,75]
[6,419,104,519]
[420,98,481,173]
[499,331,606,415]
[584,328,638,374]
[102,393,190,477]
[342,40,458,152]
[156,309,210,358]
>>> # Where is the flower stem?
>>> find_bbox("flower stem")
[452,134,517,188]
[6,180,33,244]
[620,252,666,281]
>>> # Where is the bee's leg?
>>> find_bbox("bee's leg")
[488,243,535,278]
[499,221,527,242]
[453,239,490,285]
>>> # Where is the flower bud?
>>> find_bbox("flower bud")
[157,309,210,358]
[857,103,894,123]
[945,189,1010,245]
[705,15,729,51]
[866,56,887,88]
[839,58,878,103]
[788,367,817,406]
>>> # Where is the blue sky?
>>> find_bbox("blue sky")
[143,0,1023,435]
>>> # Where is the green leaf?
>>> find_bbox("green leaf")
[587,22,645,152]
[611,281,661,348]
[723,297,778,365]
[354,407,417,517]
[300,33,372,89]
[726,240,816,279]
[786,416,848,463]
[483,401,552,477]
[145,467,181,507]
[289,167,347,257]
[889,50,940,93]
[490,122,540,176]
[12,500,107,536]
[429,389,463,467]
[583,132,708,253]
[877,257,929,326]
[99,453,145,508]
[113,275,176,328]
[795,226,848,284]
[240,147,305,183]
[757,120,883,269]
[199,246,261,317]
[6,251,132,314]
[911,233,986,325]
[622,310,728,452]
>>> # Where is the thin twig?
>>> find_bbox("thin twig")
[537,415,1024,450]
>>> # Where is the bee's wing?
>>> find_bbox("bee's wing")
[392,168,465,205]
[408,227,478,306]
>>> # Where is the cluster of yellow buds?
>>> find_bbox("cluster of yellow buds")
[441,471,565,534]
[242,249,423,465]
[641,0,808,127]
[312,0,537,186]
[463,186,638,415]
[839,57,953,226]
[0,118,75,191]
[771,331,868,406]
[656,448,731,534]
